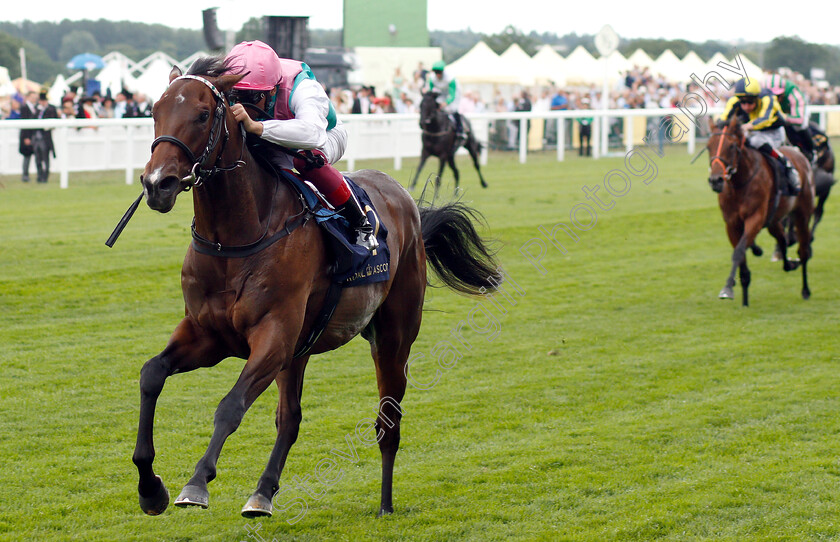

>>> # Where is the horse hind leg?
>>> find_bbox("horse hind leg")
[811,194,827,241]
[766,219,798,272]
[467,137,488,188]
[242,357,309,518]
[367,255,424,516]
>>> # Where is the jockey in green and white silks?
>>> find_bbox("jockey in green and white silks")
[428,60,465,138]
[764,73,816,162]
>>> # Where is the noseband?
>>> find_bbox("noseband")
[709,127,743,182]
[421,100,453,137]
[150,74,244,188]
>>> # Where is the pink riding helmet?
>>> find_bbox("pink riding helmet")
[226,40,282,91]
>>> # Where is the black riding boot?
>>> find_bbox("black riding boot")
[778,155,801,196]
[797,127,816,163]
[760,143,800,196]
[339,192,379,251]
[453,113,466,144]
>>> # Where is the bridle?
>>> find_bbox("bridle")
[709,126,743,183]
[149,74,245,188]
[420,94,453,137]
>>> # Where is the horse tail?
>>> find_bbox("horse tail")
[419,201,501,296]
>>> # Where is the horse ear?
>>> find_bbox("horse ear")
[169,65,183,83]
[708,116,716,131]
[215,74,247,93]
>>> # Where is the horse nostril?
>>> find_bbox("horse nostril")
[159,176,180,194]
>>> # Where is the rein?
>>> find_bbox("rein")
[157,75,312,258]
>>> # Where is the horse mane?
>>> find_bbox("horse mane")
[187,55,243,78]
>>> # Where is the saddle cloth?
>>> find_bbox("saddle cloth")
[278,169,391,286]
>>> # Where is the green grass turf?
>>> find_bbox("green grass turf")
[1,144,839,541]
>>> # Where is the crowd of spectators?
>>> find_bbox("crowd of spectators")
[325,65,840,119]
[1,87,153,120]
[4,65,840,140]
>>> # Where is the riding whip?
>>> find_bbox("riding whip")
[690,147,707,165]
[105,191,144,247]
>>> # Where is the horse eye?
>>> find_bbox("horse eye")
[198,111,210,123]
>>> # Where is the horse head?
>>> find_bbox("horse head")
[419,91,442,130]
[141,61,244,212]
[706,115,745,193]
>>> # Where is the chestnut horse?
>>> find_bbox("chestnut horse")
[409,91,488,194]
[706,115,814,306]
[131,58,500,518]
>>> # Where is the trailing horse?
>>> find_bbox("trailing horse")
[706,115,814,306]
[409,91,488,195]
[130,58,501,518]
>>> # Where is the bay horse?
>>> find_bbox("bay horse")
[131,58,501,518]
[706,115,814,306]
[409,91,488,194]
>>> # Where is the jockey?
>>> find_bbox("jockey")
[764,73,816,162]
[428,60,465,141]
[225,40,378,251]
[720,77,800,195]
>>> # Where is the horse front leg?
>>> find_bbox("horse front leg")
[793,210,812,299]
[739,260,751,307]
[133,318,226,515]
[720,215,762,305]
[410,149,431,190]
[435,156,447,198]
[446,152,462,195]
[241,356,310,518]
[175,320,296,510]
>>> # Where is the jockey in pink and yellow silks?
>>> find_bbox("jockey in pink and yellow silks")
[226,40,378,250]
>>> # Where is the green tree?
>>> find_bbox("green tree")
[236,17,264,44]
[0,31,60,82]
[483,25,540,56]
[60,30,100,63]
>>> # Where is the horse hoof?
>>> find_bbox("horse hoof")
[174,484,209,509]
[771,251,782,262]
[241,494,273,518]
[750,245,763,257]
[784,259,801,272]
[719,287,734,300]
[139,475,170,516]
[802,289,811,300]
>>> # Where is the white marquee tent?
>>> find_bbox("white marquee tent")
[682,51,708,77]
[627,49,655,69]
[563,45,602,85]
[448,41,521,85]
[652,49,685,81]
[532,45,567,86]
[499,43,538,86]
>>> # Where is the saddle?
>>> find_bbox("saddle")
[758,151,797,197]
